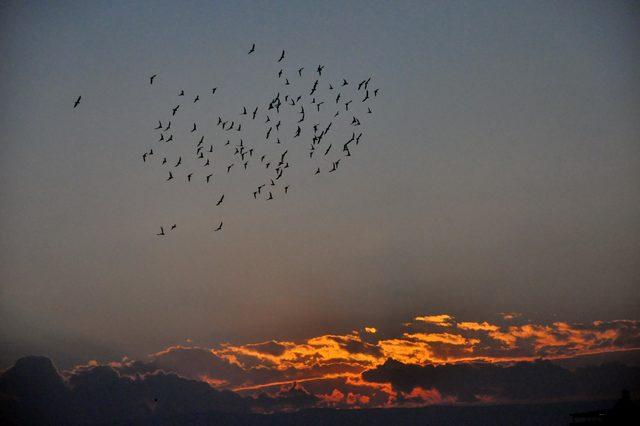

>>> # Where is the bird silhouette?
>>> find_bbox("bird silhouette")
[193,95,199,103]
[167,172,173,181]
[179,90,184,96]
[277,50,285,62]
[150,74,157,84]
[155,121,162,129]
[248,43,255,54]
[73,96,81,108]
[170,224,177,230]
[214,222,223,231]
[172,105,180,116]
[298,67,304,76]
[216,194,224,206]
[191,123,197,132]
[157,227,165,236]
[206,174,213,183]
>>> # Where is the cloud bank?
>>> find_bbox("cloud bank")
[2,315,639,423]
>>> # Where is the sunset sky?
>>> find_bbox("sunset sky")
[1,0,639,414]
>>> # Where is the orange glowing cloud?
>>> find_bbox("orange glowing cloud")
[91,316,640,411]
[414,314,454,326]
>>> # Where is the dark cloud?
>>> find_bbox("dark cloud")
[1,356,248,424]
[363,358,640,403]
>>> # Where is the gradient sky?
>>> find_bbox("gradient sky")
[1,0,639,368]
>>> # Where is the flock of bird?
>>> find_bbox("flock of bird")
[76,44,380,235]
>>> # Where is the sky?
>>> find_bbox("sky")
[1,0,639,380]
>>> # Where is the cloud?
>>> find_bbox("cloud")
[362,358,640,403]
[2,315,639,422]
[414,314,454,326]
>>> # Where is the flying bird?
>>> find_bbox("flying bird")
[149,74,157,84]
[73,96,81,108]
[216,195,224,206]
[248,43,255,54]
[214,222,223,231]
[277,50,285,62]
[157,227,165,236]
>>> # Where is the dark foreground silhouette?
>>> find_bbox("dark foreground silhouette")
[1,356,638,425]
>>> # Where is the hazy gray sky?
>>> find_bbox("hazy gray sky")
[1,0,639,367]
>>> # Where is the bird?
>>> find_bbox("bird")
[317,64,324,75]
[191,123,197,132]
[155,121,162,129]
[73,96,81,108]
[187,173,193,182]
[170,224,177,230]
[212,87,217,94]
[248,43,255,54]
[162,157,167,165]
[142,153,147,162]
[179,90,184,96]
[284,185,289,194]
[165,121,171,131]
[252,106,258,119]
[277,50,285,62]
[175,157,182,167]
[214,222,223,231]
[227,164,233,173]
[341,78,348,86]
[267,191,273,200]
[216,195,224,206]
[172,105,180,115]
[206,174,213,183]
[167,172,174,181]
[193,95,199,103]
[314,167,320,175]
[149,74,157,84]
[298,67,304,76]
[157,227,165,236]
[241,106,247,115]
